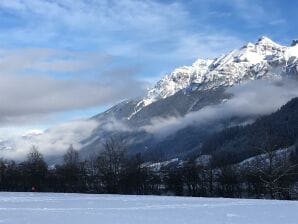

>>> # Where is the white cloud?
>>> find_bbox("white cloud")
[100,118,132,133]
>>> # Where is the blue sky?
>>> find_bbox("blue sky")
[0,0,297,132]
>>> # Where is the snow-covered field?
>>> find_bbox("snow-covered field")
[0,192,297,224]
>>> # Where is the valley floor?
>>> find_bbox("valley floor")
[0,192,297,224]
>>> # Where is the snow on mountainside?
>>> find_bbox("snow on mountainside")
[130,36,298,119]
[83,36,298,160]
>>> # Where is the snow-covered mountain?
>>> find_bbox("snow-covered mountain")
[81,36,298,160]
[131,36,298,118]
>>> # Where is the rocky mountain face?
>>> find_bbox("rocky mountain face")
[81,37,298,160]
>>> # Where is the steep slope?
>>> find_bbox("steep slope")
[81,36,298,159]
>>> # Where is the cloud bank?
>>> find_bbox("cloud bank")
[0,119,99,160]
[0,48,146,124]
[0,116,134,160]
[143,79,298,137]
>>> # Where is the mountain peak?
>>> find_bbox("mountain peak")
[291,39,298,47]
[256,36,279,46]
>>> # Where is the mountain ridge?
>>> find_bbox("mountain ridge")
[130,36,298,119]
[81,36,298,160]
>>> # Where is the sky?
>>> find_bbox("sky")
[0,0,297,136]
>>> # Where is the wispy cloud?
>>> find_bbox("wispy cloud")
[269,19,287,26]
[0,0,244,63]
[0,48,110,74]
[143,79,298,137]
[222,0,284,27]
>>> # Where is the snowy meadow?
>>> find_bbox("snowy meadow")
[0,192,297,224]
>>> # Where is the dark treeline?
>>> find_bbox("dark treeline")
[0,138,297,200]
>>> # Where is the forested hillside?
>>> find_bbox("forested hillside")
[200,97,298,165]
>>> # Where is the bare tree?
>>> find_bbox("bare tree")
[23,146,48,191]
[252,131,298,199]
[63,144,79,166]
[96,138,127,193]
[55,145,84,192]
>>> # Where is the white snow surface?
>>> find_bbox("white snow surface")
[0,192,297,224]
